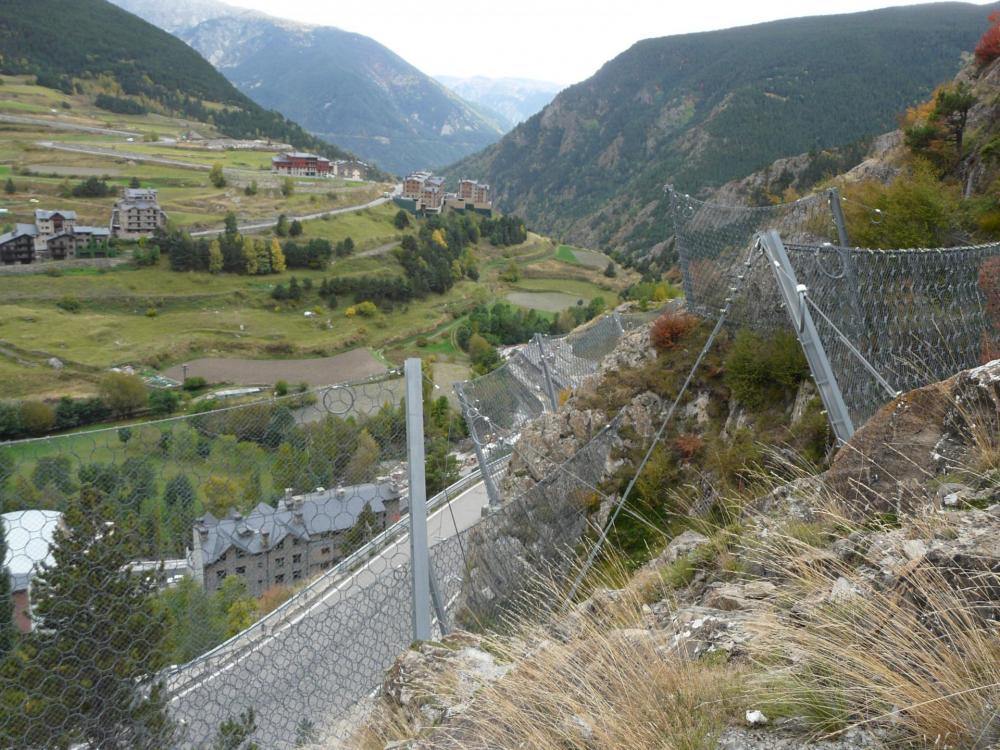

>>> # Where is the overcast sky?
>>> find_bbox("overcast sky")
[228,0,991,84]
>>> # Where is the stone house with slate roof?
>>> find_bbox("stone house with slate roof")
[109,188,167,239]
[190,480,404,596]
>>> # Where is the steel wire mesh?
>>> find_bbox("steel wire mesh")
[0,373,438,749]
[667,186,1000,428]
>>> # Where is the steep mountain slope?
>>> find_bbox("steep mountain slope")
[0,0,361,167]
[445,2,999,257]
[437,76,564,131]
[111,0,505,175]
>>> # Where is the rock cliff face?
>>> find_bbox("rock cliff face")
[351,316,1000,750]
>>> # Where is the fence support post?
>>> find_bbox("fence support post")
[534,333,559,411]
[456,388,502,509]
[758,230,855,444]
[404,358,432,642]
[828,187,851,248]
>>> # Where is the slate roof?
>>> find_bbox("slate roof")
[123,188,158,200]
[196,482,402,566]
[34,209,77,221]
[74,226,111,237]
[0,223,38,244]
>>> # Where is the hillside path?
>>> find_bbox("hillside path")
[2,114,141,137]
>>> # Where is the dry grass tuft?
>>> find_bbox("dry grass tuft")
[745,505,1000,747]
[428,584,744,749]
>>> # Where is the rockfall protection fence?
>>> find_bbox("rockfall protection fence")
[452,310,657,508]
[667,186,1000,429]
[0,370,437,748]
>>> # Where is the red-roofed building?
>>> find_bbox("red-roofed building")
[271,152,332,177]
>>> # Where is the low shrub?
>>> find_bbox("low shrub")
[724,329,808,408]
[650,310,698,352]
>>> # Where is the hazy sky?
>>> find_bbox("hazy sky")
[228,0,990,84]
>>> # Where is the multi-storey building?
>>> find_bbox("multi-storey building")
[0,224,38,265]
[418,175,446,212]
[190,481,404,597]
[403,171,432,200]
[457,179,492,208]
[271,152,332,177]
[109,188,167,239]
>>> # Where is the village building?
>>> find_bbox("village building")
[332,160,367,181]
[271,152,332,177]
[458,179,492,208]
[0,210,111,264]
[403,172,493,215]
[2,510,64,633]
[0,224,38,265]
[190,480,404,597]
[109,188,167,239]
[418,175,446,212]
[402,170,432,200]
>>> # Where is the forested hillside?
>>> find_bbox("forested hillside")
[0,0,366,169]
[112,0,505,175]
[446,2,999,259]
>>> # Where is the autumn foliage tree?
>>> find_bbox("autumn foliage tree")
[975,11,1000,65]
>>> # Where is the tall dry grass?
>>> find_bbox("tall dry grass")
[744,499,1000,748]
[354,567,744,750]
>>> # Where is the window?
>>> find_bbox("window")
[275,557,285,568]
[292,538,301,546]
[236,549,246,559]
[292,554,301,564]
[292,570,302,581]
[321,546,331,556]
[216,570,226,581]
[257,579,263,588]
[235,566,246,575]
[257,560,263,568]
[275,574,285,584]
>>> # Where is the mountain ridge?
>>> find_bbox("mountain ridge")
[444,2,1000,258]
[111,0,505,175]
[0,0,368,170]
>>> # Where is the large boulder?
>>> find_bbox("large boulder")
[826,359,1000,514]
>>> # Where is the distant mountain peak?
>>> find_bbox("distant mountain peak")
[110,0,504,174]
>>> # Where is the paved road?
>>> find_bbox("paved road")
[36,139,210,169]
[2,113,140,137]
[189,187,400,238]
[168,480,489,748]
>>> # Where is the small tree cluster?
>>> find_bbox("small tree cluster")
[975,11,1000,65]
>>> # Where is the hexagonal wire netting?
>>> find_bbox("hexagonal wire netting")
[0,373,446,748]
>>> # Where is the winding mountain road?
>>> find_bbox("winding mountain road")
[166,479,488,748]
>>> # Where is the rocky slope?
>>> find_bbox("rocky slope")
[444,3,998,258]
[111,0,504,175]
[346,312,1000,750]
[435,76,563,132]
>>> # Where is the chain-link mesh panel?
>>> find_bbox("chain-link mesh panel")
[0,373,436,748]
[787,242,1000,426]
[432,419,621,633]
[668,185,1000,429]
[668,186,836,322]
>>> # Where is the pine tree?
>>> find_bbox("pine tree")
[12,488,173,749]
[208,239,224,274]
[3,178,15,195]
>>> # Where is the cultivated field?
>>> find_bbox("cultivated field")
[162,349,385,387]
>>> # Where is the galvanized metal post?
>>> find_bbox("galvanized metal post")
[828,187,851,248]
[534,333,559,411]
[428,565,449,636]
[758,230,855,444]
[404,358,432,642]
[455,387,502,509]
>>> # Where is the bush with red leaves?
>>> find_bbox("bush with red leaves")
[650,310,698,352]
[975,11,1000,66]
[671,433,705,461]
